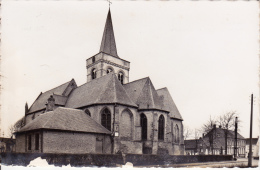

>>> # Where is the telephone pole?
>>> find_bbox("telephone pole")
[248,94,253,167]
[234,117,238,159]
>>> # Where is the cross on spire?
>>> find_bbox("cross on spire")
[107,0,112,7]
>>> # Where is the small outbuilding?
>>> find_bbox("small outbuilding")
[15,107,112,154]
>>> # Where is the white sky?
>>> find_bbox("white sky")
[1,1,259,139]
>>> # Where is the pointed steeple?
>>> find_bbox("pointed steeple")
[100,9,119,58]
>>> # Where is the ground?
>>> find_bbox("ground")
[135,158,259,168]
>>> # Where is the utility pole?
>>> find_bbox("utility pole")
[248,94,253,167]
[234,117,238,159]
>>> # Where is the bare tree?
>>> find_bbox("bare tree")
[8,117,25,138]
[201,115,216,134]
[183,124,193,140]
[216,110,239,155]
[217,111,240,131]
[194,128,202,139]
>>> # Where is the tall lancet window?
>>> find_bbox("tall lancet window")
[158,115,165,140]
[118,72,124,84]
[101,108,111,131]
[175,125,179,143]
[140,113,147,140]
[91,68,97,80]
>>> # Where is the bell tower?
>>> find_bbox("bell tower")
[86,9,130,84]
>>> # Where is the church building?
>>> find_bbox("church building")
[15,9,184,155]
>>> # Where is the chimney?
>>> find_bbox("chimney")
[45,95,55,112]
[219,125,222,129]
[213,124,216,129]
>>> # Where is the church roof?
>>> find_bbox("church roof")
[65,73,137,108]
[99,9,119,58]
[18,107,111,134]
[156,87,183,120]
[28,79,76,114]
[123,77,165,111]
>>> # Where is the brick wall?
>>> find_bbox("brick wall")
[16,131,42,153]
[15,134,26,153]
[42,131,111,154]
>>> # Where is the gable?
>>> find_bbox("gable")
[157,87,183,120]
[65,73,137,108]
[123,77,165,111]
[28,79,77,114]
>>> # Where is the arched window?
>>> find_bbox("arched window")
[101,108,111,131]
[175,125,179,143]
[171,122,174,143]
[140,113,147,140]
[118,72,124,84]
[84,109,91,117]
[158,115,165,140]
[91,68,97,80]
[107,68,113,74]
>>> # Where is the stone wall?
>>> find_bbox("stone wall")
[86,53,130,83]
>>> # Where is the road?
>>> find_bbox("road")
[134,158,259,168]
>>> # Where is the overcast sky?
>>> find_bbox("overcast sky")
[1,1,259,138]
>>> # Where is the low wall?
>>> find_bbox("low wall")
[125,154,233,166]
[0,153,233,167]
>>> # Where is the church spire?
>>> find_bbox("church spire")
[100,9,119,58]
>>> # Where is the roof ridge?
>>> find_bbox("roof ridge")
[73,73,112,90]
[28,92,42,112]
[113,74,117,102]
[41,111,56,128]
[123,77,149,86]
[147,79,155,108]
[94,74,114,103]
[42,80,72,93]
[113,74,137,106]
[156,87,167,91]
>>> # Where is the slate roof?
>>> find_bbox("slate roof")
[66,73,137,108]
[203,128,245,149]
[246,138,259,145]
[53,94,68,106]
[123,77,165,111]
[28,79,75,114]
[0,137,16,144]
[204,128,245,140]
[100,9,118,58]
[18,107,111,134]
[184,140,198,149]
[157,87,183,120]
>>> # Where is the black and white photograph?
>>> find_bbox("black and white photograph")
[0,0,259,168]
